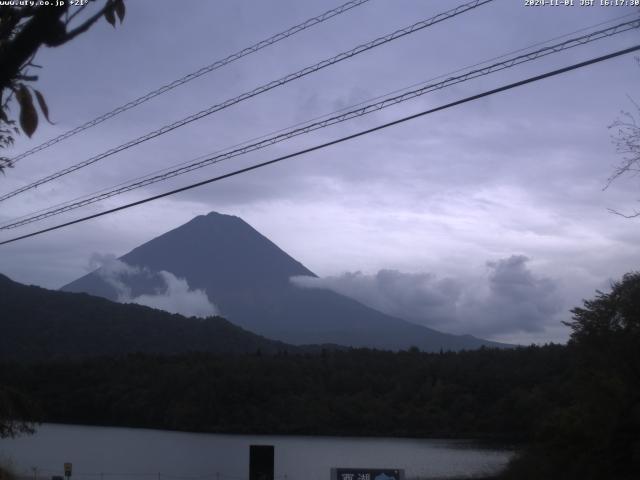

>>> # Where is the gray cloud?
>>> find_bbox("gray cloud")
[292,255,564,339]
[470,255,564,335]
[91,254,218,318]
[292,269,463,326]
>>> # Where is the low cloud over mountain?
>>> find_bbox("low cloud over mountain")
[63,212,508,351]
[90,253,219,318]
[292,255,563,337]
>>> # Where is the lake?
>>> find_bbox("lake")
[0,424,514,480]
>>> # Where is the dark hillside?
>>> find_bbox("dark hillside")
[0,273,294,361]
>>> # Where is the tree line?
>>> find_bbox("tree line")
[1,272,638,479]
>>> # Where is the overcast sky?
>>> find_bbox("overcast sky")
[1,0,638,344]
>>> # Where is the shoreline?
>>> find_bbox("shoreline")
[23,421,524,447]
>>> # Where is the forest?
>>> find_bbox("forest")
[0,345,570,439]
[0,273,297,360]
[1,272,639,479]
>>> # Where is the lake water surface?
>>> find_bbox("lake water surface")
[0,424,514,480]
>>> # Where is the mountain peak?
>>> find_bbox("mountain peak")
[206,211,238,219]
[182,211,246,229]
[62,213,508,351]
[199,211,243,223]
[65,211,315,296]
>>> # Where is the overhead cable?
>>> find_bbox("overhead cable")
[0,0,494,203]
[1,43,638,246]
[7,0,373,164]
[2,18,638,230]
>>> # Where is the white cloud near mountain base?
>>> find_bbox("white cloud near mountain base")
[91,254,219,318]
[128,271,219,318]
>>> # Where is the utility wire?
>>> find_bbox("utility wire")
[1,44,638,247]
[2,18,638,231]
[5,10,636,231]
[7,0,373,165]
[4,10,635,229]
[4,9,636,233]
[0,0,494,204]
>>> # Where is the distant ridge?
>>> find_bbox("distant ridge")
[0,273,295,361]
[62,212,509,351]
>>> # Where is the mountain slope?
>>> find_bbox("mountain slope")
[62,212,507,351]
[0,273,294,361]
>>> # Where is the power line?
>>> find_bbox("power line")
[4,17,637,229]
[1,43,637,247]
[6,10,634,230]
[10,11,636,231]
[0,0,494,204]
[3,18,638,231]
[7,0,373,165]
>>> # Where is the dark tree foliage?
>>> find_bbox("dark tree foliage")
[0,0,125,173]
[0,385,40,438]
[502,272,640,480]
[0,270,295,440]
[0,346,571,440]
[568,271,640,345]
[0,273,296,360]
[1,274,638,480]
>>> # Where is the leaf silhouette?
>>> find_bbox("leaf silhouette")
[16,84,38,138]
[34,90,53,124]
[115,0,125,23]
[104,5,116,27]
